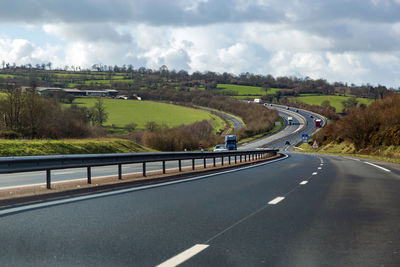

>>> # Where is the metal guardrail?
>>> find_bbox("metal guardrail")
[0,150,279,189]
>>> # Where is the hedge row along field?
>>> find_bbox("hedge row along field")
[69,98,226,132]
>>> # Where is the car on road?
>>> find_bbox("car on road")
[286,107,289,110]
[285,140,291,145]
[296,109,299,112]
[310,115,314,118]
[213,145,228,152]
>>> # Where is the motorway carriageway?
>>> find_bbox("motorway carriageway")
[0,105,399,265]
[1,151,400,266]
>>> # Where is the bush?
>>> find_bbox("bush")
[0,130,21,139]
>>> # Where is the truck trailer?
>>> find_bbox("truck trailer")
[225,135,237,150]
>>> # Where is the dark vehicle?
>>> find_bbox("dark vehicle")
[225,135,237,150]
[296,109,299,112]
[285,140,291,145]
[310,115,314,118]
[286,107,289,110]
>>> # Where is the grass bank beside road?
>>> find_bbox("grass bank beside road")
[297,142,400,164]
[0,138,154,156]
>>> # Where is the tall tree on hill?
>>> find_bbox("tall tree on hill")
[90,98,108,126]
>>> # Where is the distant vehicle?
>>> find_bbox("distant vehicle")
[315,119,322,127]
[287,116,293,125]
[285,140,291,145]
[213,145,227,152]
[254,98,261,104]
[310,115,314,118]
[116,95,128,100]
[296,109,299,112]
[225,135,237,150]
[286,107,289,110]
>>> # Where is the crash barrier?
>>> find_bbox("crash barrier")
[0,150,279,189]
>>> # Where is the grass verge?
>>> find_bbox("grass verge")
[0,138,155,156]
[297,142,400,164]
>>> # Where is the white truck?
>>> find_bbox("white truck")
[287,116,293,125]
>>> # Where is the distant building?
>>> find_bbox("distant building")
[33,87,118,97]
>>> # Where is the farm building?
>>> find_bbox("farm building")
[33,87,118,97]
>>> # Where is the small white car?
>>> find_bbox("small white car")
[213,145,228,152]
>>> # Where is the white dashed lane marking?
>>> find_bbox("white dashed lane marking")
[156,244,209,267]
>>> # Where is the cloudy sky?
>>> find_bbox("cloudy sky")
[0,0,400,87]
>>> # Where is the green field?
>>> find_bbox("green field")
[293,95,374,113]
[0,74,14,78]
[69,98,226,131]
[216,84,279,97]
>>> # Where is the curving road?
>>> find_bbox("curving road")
[1,153,399,266]
[1,104,399,266]
[0,104,309,189]
[197,107,245,131]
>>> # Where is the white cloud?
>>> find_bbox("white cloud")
[0,1,399,86]
[0,38,60,65]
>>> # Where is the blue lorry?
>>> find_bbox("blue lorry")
[225,135,237,150]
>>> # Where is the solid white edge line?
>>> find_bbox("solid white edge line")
[0,154,290,216]
[156,244,209,267]
[364,161,391,172]
[300,181,308,185]
[268,196,285,205]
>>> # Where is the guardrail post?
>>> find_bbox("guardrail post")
[213,157,216,167]
[179,160,182,172]
[221,157,224,166]
[163,161,166,174]
[235,155,237,164]
[228,156,231,165]
[192,159,195,170]
[87,167,92,184]
[143,162,146,177]
[240,155,242,162]
[244,155,247,162]
[203,158,206,168]
[118,164,122,180]
[46,169,51,189]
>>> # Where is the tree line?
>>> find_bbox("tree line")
[0,86,109,139]
[314,93,400,151]
[0,63,393,100]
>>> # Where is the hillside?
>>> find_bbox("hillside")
[67,98,226,132]
[292,95,374,113]
[311,93,400,160]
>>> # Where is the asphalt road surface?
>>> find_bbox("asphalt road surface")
[197,107,245,130]
[1,152,399,266]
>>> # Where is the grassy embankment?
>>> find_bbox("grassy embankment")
[69,98,226,133]
[292,95,374,113]
[216,84,280,99]
[0,138,155,156]
[297,142,400,164]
